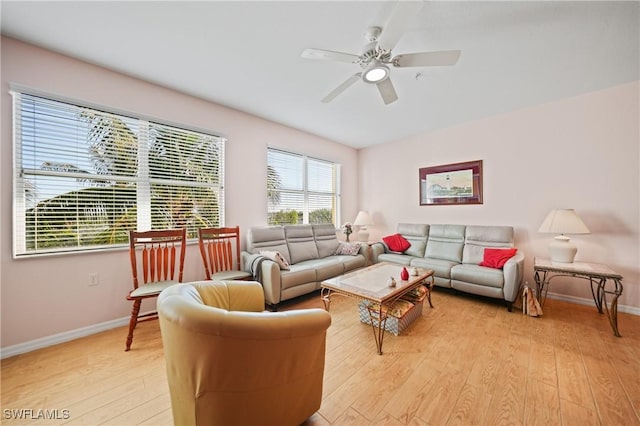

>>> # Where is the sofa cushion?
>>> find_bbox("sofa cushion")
[404,240,427,258]
[479,248,518,269]
[338,254,367,272]
[451,264,504,288]
[284,225,319,264]
[378,253,413,266]
[462,225,514,264]
[397,223,429,258]
[398,223,429,237]
[280,264,317,290]
[425,224,465,263]
[303,257,345,281]
[247,226,292,264]
[312,224,340,258]
[410,257,459,279]
[383,233,411,252]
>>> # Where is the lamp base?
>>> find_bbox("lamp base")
[357,228,370,243]
[548,235,578,263]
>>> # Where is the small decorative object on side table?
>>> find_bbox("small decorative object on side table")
[533,257,624,337]
[342,222,353,242]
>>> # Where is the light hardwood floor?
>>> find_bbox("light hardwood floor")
[2,288,639,425]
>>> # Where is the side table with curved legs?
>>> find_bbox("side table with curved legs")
[533,257,624,337]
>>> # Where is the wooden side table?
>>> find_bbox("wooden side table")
[533,257,624,337]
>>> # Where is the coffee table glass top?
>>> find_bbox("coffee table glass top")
[321,262,433,303]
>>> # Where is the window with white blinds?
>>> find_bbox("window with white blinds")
[267,148,339,226]
[12,90,225,257]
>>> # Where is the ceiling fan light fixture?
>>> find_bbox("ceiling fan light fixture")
[362,62,389,83]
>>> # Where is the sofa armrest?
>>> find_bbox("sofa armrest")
[241,251,256,273]
[241,252,283,306]
[370,242,387,264]
[503,251,525,303]
[357,243,372,265]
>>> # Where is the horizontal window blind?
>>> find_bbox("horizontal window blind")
[267,148,339,226]
[12,91,225,256]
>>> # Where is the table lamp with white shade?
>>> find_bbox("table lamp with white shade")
[353,210,374,242]
[538,209,590,263]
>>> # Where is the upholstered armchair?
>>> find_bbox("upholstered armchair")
[157,280,332,426]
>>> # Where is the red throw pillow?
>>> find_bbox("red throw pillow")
[382,233,411,253]
[479,248,518,269]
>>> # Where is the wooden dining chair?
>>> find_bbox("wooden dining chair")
[198,226,252,281]
[125,228,186,351]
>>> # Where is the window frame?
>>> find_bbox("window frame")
[11,86,226,258]
[266,147,341,227]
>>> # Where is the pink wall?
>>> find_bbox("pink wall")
[1,36,638,351]
[0,37,360,348]
[359,81,639,310]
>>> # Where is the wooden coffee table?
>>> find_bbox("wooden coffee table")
[321,262,434,355]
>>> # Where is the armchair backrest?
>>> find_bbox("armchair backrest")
[158,280,332,426]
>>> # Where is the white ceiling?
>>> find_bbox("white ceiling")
[1,1,638,148]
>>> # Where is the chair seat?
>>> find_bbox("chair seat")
[129,280,179,298]
[210,270,252,280]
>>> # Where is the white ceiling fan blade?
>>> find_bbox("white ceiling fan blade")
[393,50,461,67]
[377,1,424,52]
[322,73,362,103]
[301,48,360,64]
[376,77,398,105]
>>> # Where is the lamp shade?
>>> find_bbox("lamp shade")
[538,209,590,235]
[353,211,373,242]
[353,210,374,227]
[538,209,590,263]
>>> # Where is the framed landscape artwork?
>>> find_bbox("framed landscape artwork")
[419,160,483,205]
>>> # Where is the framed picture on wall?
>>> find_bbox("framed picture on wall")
[419,160,483,205]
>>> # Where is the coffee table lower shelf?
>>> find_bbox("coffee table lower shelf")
[358,299,424,336]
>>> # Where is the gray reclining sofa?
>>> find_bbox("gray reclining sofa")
[371,223,525,311]
[241,224,369,309]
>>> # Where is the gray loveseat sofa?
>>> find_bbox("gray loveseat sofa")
[371,223,524,311]
[241,224,369,309]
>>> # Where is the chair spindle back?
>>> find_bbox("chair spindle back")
[198,226,242,280]
[130,229,187,289]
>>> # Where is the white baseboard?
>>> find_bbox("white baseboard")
[1,315,131,360]
[2,295,638,359]
[546,291,640,316]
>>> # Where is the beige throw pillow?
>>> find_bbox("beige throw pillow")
[260,250,290,270]
[334,242,361,256]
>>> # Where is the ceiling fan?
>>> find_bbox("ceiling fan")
[301,1,461,105]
